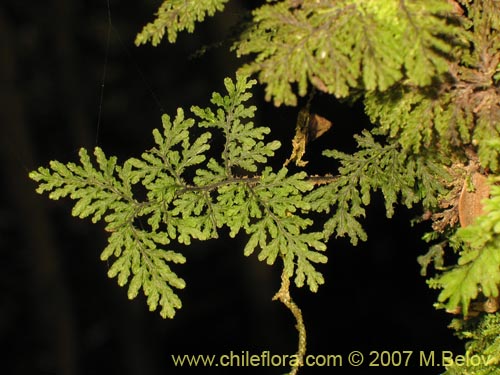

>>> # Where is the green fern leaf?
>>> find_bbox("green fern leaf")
[30,147,187,318]
[103,228,186,319]
[307,131,448,244]
[216,182,261,237]
[432,179,500,315]
[241,167,327,291]
[192,75,281,174]
[135,0,229,46]
[235,0,461,106]
[432,245,500,316]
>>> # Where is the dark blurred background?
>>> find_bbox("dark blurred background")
[1,1,462,374]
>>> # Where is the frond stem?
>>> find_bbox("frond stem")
[273,269,306,375]
[177,174,339,194]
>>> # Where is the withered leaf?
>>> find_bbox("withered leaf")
[284,108,332,167]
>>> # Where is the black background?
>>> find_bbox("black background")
[1,1,462,374]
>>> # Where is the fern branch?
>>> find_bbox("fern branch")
[29,75,335,320]
[135,0,229,46]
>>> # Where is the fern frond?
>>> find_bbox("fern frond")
[431,179,500,316]
[29,75,332,317]
[103,228,186,319]
[192,75,281,175]
[135,0,229,46]
[31,147,135,224]
[307,172,367,246]
[235,0,462,105]
[307,131,449,244]
[30,148,187,318]
[244,167,327,292]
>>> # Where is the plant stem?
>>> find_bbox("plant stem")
[273,269,307,375]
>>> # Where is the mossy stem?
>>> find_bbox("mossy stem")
[273,269,306,375]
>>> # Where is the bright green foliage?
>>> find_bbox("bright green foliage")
[134,0,463,106]
[135,0,228,46]
[242,167,327,292]
[30,73,450,318]
[29,75,330,317]
[444,314,500,374]
[306,131,449,245]
[29,132,194,318]
[430,177,500,316]
[191,76,281,175]
[234,0,462,106]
